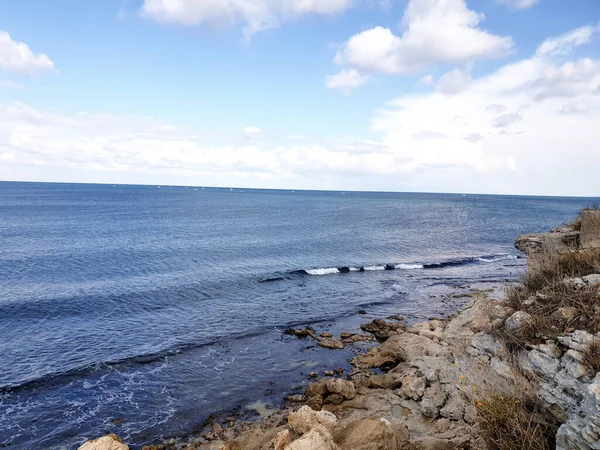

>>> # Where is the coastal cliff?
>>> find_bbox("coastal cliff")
[81,210,600,450]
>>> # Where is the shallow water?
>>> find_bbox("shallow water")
[0,182,596,449]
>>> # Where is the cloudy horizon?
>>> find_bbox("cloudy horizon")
[0,0,599,196]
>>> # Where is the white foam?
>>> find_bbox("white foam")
[306,268,340,276]
[349,267,361,272]
[395,264,424,270]
[478,255,517,263]
[364,266,385,271]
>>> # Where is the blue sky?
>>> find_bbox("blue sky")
[0,0,599,195]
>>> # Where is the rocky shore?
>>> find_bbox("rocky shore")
[80,210,600,450]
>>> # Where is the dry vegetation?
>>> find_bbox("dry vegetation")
[475,394,558,450]
[583,339,600,374]
[492,249,600,350]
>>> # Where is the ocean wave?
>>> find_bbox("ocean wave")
[279,254,517,279]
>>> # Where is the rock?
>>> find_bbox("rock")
[553,307,578,323]
[357,310,367,315]
[439,392,465,421]
[335,368,344,375]
[79,434,129,450]
[360,319,405,341]
[342,333,374,343]
[284,328,319,340]
[323,370,335,376]
[420,386,447,418]
[580,209,600,249]
[434,418,451,434]
[397,376,426,401]
[558,330,596,352]
[309,372,318,379]
[515,231,580,254]
[318,338,345,350]
[285,425,339,450]
[340,332,352,339]
[563,277,586,290]
[306,396,323,411]
[505,311,533,332]
[388,315,405,322]
[320,332,333,338]
[275,430,292,450]
[305,381,328,398]
[332,418,407,450]
[326,378,356,400]
[287,406,337,434]
[324,394,344,405]
[287,394,307,403]
[556,373,600,450]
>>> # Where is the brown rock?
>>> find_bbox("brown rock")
[78,434,129,450]
[332,418,407,450]
[305,380,328,398]
[286,425,339,450]
[319,338,345,349]
[320,332,333,338]
[306,395,323,411]
[326,378,356,400]
[324,394,344,405]
[288,406,337,434]
[274,429,292,450]
[360,319,405,341]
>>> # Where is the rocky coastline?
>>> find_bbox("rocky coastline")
[80,210,600,450]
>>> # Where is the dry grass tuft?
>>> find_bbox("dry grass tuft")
[583,339,600,375]
[475,395,557,450]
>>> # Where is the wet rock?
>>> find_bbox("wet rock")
[505,311,533,332]
[388,314,405,322]
[79,434,129,450]
[340,332,352,339]
[318,338,345,350]
[309,372,317,379]
[326,378,356,400]
[305,380,328,398]
[323,370,335,376]
[360,319,405,341]
[306,396,323,411]
[284,328,319,340]
[335,368,344,375]
[332,418,408,450]
[287,394,307,403]
[342,333,375,343]
[287,406,337,434]
[320,332,333,338]
[357,310,367,315]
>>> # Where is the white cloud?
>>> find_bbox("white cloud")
[536,25,596,56]
[141,0,354,39]
[333,0,513,76]
[325,69,370,92]
[0,80,24,90]
[2,26,600,196]
[436,68,472,95]
[0,31,55,75]
[496,0,539,10]
[418,74,434,86]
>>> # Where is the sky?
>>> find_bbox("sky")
[0,0,599,195]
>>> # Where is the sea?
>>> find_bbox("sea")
[0,181,597,449]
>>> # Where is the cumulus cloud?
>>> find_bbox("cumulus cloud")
[496,0,539,9]
[332,0,513,77]
[141,0,355,39]
[325,69,370,92]
[436,68,472,95]
[0,31,55,74]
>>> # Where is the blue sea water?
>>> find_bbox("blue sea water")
[0,182,597,449]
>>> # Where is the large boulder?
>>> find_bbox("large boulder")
[287,406,337,434]
[326,378,356,400]
[285,425,339,450]
[78,434,129,450]
[332,419,408,450]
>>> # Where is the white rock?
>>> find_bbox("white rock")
[288,406,337,434]
[505,311,532,332]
